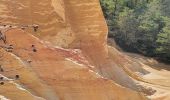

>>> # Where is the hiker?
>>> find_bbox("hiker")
[0,77,3,80]
[8,44,13,49]
[6,44,13,52]
[21,25,28,30]
[21,27,26,30]
[31,45,37,52]
[27,59,32,63]
[0,65,4,72]
[0,30,6,44]
[32,24,39,32]
[15,75,20,79]
[0,82,4,85]
[9,25,12,28]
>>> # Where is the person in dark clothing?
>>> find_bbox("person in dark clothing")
[31,45,37,52]
[15,75,20,79]
[21,27,26,30]
[0,82,4,85]
[0,77,3,80]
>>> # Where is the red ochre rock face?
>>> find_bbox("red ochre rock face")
[0,0,148,100]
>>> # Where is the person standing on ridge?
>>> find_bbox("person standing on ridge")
[15,75,20,80]
[0,82,4,85]
[31,45,37,52]
[32,24,39,32]
[0,65,4,72]
[0,30,6,44]
[6,44,13,52]
[0,77,3,80]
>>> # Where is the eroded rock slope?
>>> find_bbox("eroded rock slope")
[0,0,151,100]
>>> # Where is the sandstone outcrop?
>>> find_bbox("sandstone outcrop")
[1,0,168,100]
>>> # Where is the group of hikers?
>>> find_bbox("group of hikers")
[20,24,39,32]
[0,23,39,85]
[0,23,39,52]
[0,23,39,44]
[0,65,20,85]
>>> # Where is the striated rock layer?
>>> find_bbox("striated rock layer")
[0,0,150,100]
[0,29,147,100]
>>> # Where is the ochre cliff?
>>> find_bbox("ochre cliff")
[0,0,163,100]
[0,29,147,100]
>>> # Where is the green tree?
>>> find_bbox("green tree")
[100,0,170,61]
[156,17,170,60]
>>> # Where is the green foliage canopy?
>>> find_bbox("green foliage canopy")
[100,0,170,61]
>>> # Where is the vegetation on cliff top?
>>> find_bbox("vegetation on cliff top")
[100,0,170,62]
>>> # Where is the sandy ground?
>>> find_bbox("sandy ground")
[125,52,170,100]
